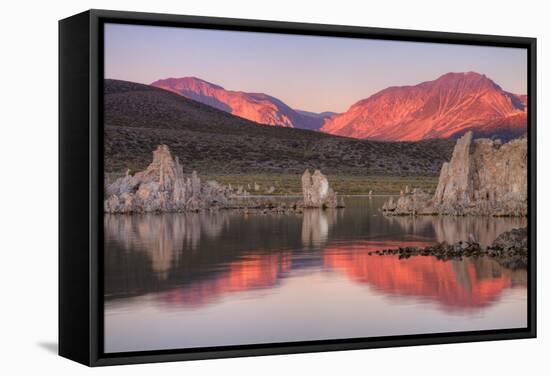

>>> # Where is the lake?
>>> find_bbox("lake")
[104,197,527,353]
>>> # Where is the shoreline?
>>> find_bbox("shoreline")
[230,194,396,198]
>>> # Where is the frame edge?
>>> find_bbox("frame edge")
[59,10,93,366]
[60,8,537,367]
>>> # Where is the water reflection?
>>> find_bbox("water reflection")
[149,246,526,312]
[104,197,527,352]
[301,208,339,247]
[104,197,526,311]
[384,215,527,247]
[105,212,230,279]
[160,253,292,307]
[324,246,526,312]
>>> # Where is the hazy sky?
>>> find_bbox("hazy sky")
[105,23,527,113]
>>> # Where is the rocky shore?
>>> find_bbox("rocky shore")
[368,227,528,269]
[104,145,343,214]
[382,131,527,217]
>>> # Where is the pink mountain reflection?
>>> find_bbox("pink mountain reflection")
[156,241,524,312]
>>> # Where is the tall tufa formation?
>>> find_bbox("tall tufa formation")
[104,145,230,213]
[432,132,527,216]
[382,131,527,216]
[301,169,339,208]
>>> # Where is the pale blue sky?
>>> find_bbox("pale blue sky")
[105,23,527,113]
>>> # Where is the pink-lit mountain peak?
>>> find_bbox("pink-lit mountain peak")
[428,71,497,88]
[155,76,224,91]
[322,71,527,141]
[358,72,507,108]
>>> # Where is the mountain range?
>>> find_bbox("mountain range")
[104,79,454,176]
[151,77,333,131]
[151,72,527,141]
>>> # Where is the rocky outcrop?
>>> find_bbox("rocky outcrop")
[382,131,527,216]
[104,145,231,213]
[487,227,528,269]
[104,145,328,214]
[381,188,433,215]
[432,132,527,215]
[301,169,339,208]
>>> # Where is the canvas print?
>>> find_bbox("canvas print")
[102,23,529,353]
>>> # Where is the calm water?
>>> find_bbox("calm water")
[104,197,527,353]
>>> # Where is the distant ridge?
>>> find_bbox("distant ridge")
[151,77,331,131]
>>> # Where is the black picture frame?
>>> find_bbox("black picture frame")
[59,9,537,367]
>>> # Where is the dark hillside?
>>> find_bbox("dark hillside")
[104,79,454,176]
